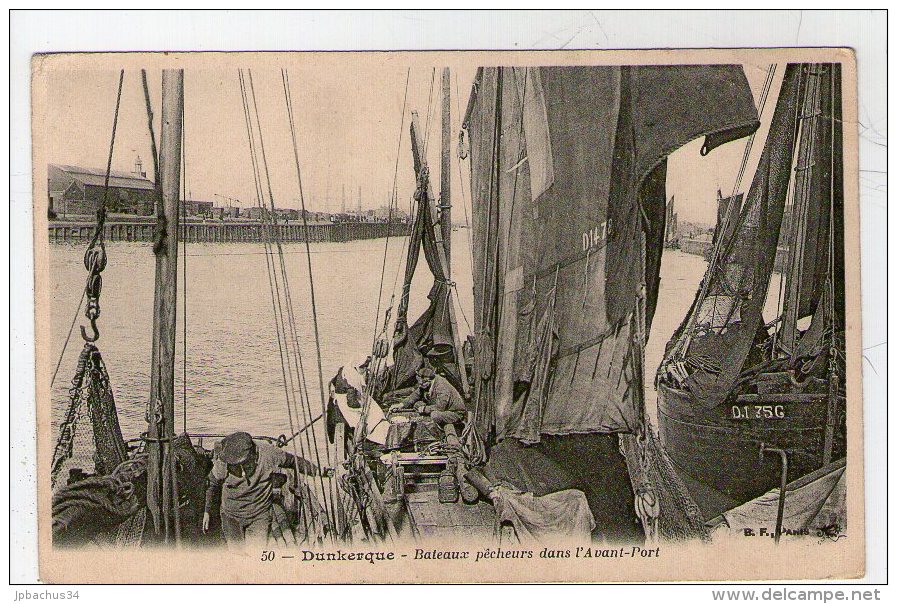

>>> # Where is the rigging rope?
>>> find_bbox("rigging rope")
[671,63,777,360]
[181,87,189,433]
[237,70,319,541]
[238,70,307,530]
[453,71,475,265]
[280,68,341,535]
[240,69,338,540]
[371,68,411,348]
[247,71,329,536]
[51,291,86,387]
[422,68,437,159]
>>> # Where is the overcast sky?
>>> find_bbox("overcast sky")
[43,58,778,225]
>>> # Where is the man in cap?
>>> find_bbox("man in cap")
[202,431,333,551]
[391,366,468,428]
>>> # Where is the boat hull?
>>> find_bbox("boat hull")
[656,382,828,520]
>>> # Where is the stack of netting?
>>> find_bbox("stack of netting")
[51,343,145,547]
[621,422,710,543]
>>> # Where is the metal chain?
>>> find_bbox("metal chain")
[79,244,107,342]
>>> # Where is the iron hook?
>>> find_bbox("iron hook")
[80,317,100,343]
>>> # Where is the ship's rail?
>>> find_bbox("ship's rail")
[125,415,323,452]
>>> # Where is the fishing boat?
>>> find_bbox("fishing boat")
[50,61,842,550]
[656,63,847,528]
[663,196,679,249]
[336,63,768,544]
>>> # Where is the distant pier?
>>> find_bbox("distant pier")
[678,238,714,257]
[678,237,789,272]
[48,218,410,244]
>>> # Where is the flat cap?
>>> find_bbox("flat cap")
[218,431,255,465]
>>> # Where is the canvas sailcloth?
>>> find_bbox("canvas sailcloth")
[465,65,760,443]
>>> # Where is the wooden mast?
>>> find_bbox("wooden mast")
[410,110,468,395]
[146,69,184,543]
[440,67,452,273]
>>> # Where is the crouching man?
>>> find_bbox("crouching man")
[202,431,333,552]
[391,367,468,428]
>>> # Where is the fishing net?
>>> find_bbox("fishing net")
[620,423,709,542]
[51,343,128,488]
[659,64,806,408]
[52,455,147,547]
[50,343,151,547]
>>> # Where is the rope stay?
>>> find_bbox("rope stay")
[280,67,342,537]
[453,71,475,266]
[238,68,340,542]
[238,68,320,542]
[356,68,414,441]
[371,67,411,350]
[52,70,127,490]
[180,84,189,434]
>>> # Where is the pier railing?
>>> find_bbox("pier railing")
[48,219,410,244]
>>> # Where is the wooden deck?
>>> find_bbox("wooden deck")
[404,484,496,540]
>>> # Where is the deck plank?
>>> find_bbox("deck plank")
[405,488,496,539]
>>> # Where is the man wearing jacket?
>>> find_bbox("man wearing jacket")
[202,431,332,551]
[391,367,468,427]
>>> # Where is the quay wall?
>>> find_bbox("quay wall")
[679,238,713,257]
[48,219,410,244]
[678,237,790,272]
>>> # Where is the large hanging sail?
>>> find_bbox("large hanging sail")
[660,64,809,408]
[464,65,761,444]
[461,65,760,541]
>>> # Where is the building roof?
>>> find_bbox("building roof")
[51,164,156,191]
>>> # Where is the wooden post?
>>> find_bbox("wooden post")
[410,111,469,395]
[440,68,452,275]
[146,69,183,543]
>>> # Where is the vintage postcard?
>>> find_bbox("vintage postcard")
[33,48,863,583]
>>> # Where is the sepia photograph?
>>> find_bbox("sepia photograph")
[12,11,884,587]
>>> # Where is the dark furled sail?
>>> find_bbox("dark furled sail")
[389,114,464,394]
[661,64,806,408]
[779,64,839,355]
[466,65,761,444]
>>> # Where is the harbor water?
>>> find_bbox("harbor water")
[50,231,475,441]
[50,232,712,446]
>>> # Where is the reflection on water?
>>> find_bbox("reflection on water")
[50,234,713,442]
